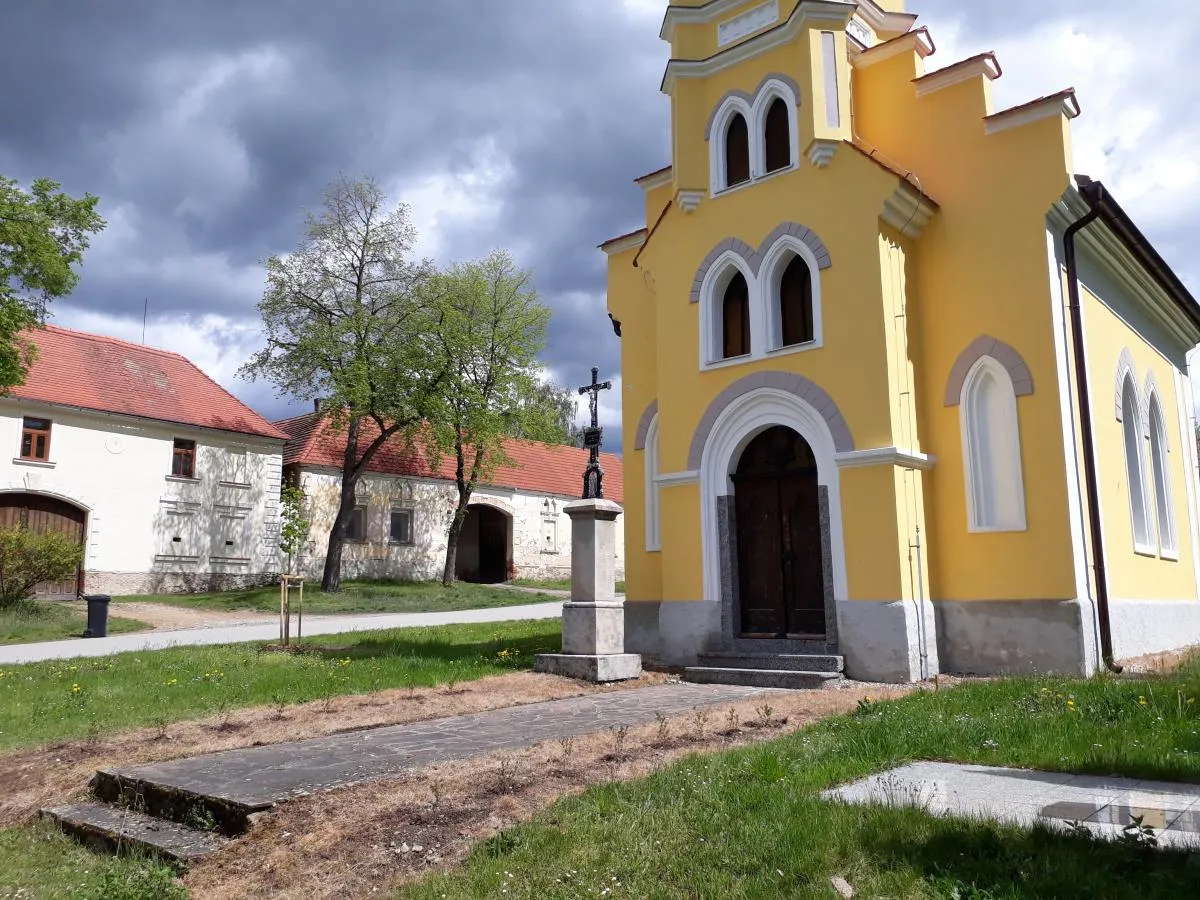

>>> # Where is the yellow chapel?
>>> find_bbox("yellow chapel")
[602,0,1200,683]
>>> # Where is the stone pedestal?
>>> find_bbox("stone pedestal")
[535,498,641,682]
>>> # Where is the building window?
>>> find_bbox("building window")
[1147,394,1177,556]
[541,518,559,554]
[725,114,750,187]
[171,439,197,478]
[764,97,791,174]
[346,505,367,542]
[1120,376,1154,552]
[644,414,661,552]
[961,357,1027,532]
[389,507,413,545]
[778,255,814,347]
[20,417,51,461]
[722,271,751,359]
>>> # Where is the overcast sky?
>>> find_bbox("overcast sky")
[3,1,1197,454]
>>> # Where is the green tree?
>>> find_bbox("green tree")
[505,378,578,446]
[277,484,310,575]
[426,250,561,586]
[0,525,85,608]
[0,176,105,390]
[240,175,447,592]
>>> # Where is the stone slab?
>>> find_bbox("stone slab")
[683,667,842,690]
[823,761,1200,851]
[98,683,766,816]
[534,653,642,682]
[562,603,626,656]
[41,803,224,865]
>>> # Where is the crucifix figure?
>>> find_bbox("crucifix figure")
[577,366,612,499]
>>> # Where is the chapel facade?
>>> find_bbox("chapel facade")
[603,0,1200,682]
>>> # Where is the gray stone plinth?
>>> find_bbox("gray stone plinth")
[563,602,625,656]
[534,653,643,682]
[564,498,623,604]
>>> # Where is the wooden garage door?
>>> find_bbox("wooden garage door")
[0,494,86,596]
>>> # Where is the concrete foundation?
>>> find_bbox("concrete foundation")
[534,653,643,682]
[562,602,626,656]
[934,599,1093,676]
[836,599,939,683]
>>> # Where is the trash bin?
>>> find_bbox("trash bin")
[83,594,111,638]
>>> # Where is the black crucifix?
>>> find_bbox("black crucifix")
[577,366,612,499]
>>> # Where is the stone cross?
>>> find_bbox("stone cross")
[577,366,612,500]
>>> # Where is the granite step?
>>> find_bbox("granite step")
[91,767,270,837]
[41,802,225,866]
[696,653,844,673]
[683,667,843,690]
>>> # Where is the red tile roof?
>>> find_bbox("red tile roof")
[9,324,289,441]
[276,412,624,503]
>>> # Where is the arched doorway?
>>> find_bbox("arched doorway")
[0,493,87,596]
[455,504,512,584]
[732,426,826,638]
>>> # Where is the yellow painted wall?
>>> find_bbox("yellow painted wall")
[1080,285,1198,600]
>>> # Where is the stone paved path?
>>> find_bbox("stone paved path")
[825,761,1200,850]
[101,682,769,812]
[0,600,563,665]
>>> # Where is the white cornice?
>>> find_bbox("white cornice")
[807,138,839,168]
[637,168,674,192]
[1049,188,1200,350]
[676,189,705,213]
[854,0,918,39]
[851,27,935,69]
[985,91,1081,135]
[599,230,648,256]
[655,469,701,486]
[661,1,856,93]
[913,53,1002,98]
[882,181,936,239]
[834,447,936,470]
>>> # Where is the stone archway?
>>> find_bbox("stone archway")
[0,492,88,596]
[455,503,513,584]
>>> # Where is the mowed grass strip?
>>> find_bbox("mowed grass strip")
[509,579,626,594]
[0,600,149,646]
[114,579,561,616]
[0,823,186,900]
[0,619,561,751]
[408,658,1200,900]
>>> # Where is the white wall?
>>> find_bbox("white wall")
[294,466,626,583]
[0,401,284,594]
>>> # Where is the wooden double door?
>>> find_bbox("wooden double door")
[732,426,827,638]
[0,493,87,596]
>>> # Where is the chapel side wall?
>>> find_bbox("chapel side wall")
[855,48,1081,604]
[295,468,624,584]
[0,404,283,595]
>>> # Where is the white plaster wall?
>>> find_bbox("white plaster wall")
[294,466,626,582]
[0,401,283,593]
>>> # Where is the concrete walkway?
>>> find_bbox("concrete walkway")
[0,600,563,665]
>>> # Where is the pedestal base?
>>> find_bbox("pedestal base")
[534,653,643,683]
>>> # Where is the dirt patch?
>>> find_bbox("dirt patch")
[1117,645,1200,676]
[183,683,917,899]
[0,671,668,828]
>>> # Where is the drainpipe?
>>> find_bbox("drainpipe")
[1062,192,1122,674]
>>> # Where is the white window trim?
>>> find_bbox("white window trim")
[698,251,759,368]
[644,414,661,552]
[1146,388,1178,559]
[751,79,800,179]
[960,356,1028,533]
[1119,373,1156,555]
[758,233,824,353]
[708,96,754,196]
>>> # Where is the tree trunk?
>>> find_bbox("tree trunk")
[322,417,364,593]
[441,483,472,586]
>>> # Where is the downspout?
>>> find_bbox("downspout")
[1062,193,1122,674]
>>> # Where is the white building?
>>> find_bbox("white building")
[0,325,288,596]
[276,411,626,583]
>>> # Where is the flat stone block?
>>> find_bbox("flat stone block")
[534,653,642,683]
[563,602,625,656]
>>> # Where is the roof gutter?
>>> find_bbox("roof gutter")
[1062,183,1120,674]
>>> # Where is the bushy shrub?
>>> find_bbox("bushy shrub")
[0,524,83,607]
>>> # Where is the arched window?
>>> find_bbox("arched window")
[722,272,750,359]
[644,415,661,552]
[1147,393,1176,556]
[779,255,813,347]
[725,114,750,187]
[1120,376,1153,550]
[764,97,791,174]
[961,357,1027,532]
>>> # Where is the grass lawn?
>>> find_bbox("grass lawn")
[0,618,560,751]
[0,823,185,900]
[0,600,149,646]
[115,579,561,616]
[510,578,626,593]
[409,660,1200,899]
